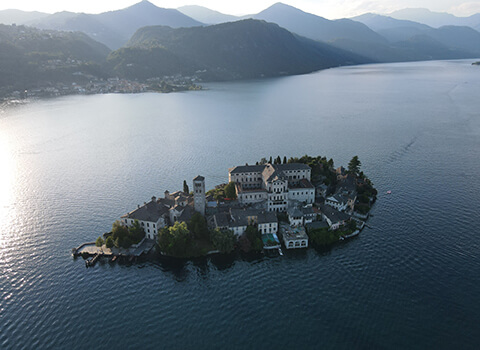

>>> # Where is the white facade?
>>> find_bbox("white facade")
[123,217,164,240]
[325,195,348,212]
[288,188,315,204]
[229,163,314,213]
[258,221,278,234]
[193,175,206,215]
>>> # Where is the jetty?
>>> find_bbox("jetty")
[72,238,156,267]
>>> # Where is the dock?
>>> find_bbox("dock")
[72,238,156,267]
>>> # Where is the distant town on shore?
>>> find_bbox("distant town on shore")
[74,155,377,265]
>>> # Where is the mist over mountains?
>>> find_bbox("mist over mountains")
[0,1,479,97]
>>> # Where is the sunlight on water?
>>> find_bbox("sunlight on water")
[0,134,15,234]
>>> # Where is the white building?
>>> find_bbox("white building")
[281,225,309,249]
[212,208,278,236]
[193,175,206,215]
[229,163,315,212]
[121,196,169,240]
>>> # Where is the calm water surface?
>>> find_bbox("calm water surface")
[1,60,480,349]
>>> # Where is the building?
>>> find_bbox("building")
[319,204,351,230]
[121,196,169,240]
[281,224,309,249]
[212,208,278,236]
[228,163,315,212]
[193,175,206,216]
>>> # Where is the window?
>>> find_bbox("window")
[125,219,127,223]
[147,223,149,227]
[141,222,144,226]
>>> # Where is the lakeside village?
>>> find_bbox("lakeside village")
[1,72,202,106]
[73,155,377,266]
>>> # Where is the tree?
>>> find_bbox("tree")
[224,182,237,199]
[128,219,145,244]
[211,228,236,253]
[158,221,192,257]
[348,156,361,175]
[183,180,189,194]
[274,156,281,164]
[105,236,114,248]
[269,156,273,164]
[259,157,267,165]
[95,236,104,247]
[308,227,339,246]
[188,212,209,239]
[245,225,263,251]
[112,220,129,247]
[283,156,287,164]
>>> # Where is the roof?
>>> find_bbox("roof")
[319,204,350,223]
[289,178,315,189]
[229,165,266,174]
[262,164,287,183]
[288,207,304,218]
[229,163,311,175]
[326,194,347,204]
[193,175,205,181]
[305,221,329,230]
[257,211,278,224]
[229,208,277,225]
[275,163,311,171]
[302,206,315,216]
[122,199,169,223]
[213,212,230,228]
[178,205,195,223]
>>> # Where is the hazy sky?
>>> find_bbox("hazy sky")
[1,0,480,19]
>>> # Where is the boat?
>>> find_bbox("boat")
[386,190,392,194]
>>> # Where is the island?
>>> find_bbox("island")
[73,155,377,265]
[473,61,480,66]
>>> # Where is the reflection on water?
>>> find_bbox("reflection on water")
[0,59,479,349]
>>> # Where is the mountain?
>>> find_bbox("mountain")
[0,24,111,93]
[178,5,239,24]
[108,19,367,81]
[251,3,387,44]
[389,8,480,31]
[352,13,480,55]
[29,1,203,49]
[0,9,49,25]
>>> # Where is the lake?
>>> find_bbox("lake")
[1,59,479,349]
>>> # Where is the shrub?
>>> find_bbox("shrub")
[95,236,104,247]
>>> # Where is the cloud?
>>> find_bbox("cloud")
[449,2,480,16]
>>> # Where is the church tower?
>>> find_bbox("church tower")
[193,175,206,216]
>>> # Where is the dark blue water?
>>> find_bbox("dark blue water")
[1,59,479,349]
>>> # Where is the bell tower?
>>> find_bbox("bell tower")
[193,175,206,216]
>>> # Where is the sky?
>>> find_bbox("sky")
[1,0,480,19]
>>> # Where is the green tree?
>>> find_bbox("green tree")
[128,219,145,244]
[112,220,129,247]
[245,225,263,251]
[308,227,339,246]
[269,156,273,164]
[105,236,114,248]
[158,221,192,257]
[211,228,236,253]
[224,182,237,199]
[283,156,287,164]
[188,212,209,240]
[95,236,104,247]
[183,180,189,194]
[348,156,361,175]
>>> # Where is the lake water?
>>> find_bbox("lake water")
[1,59,480,349]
